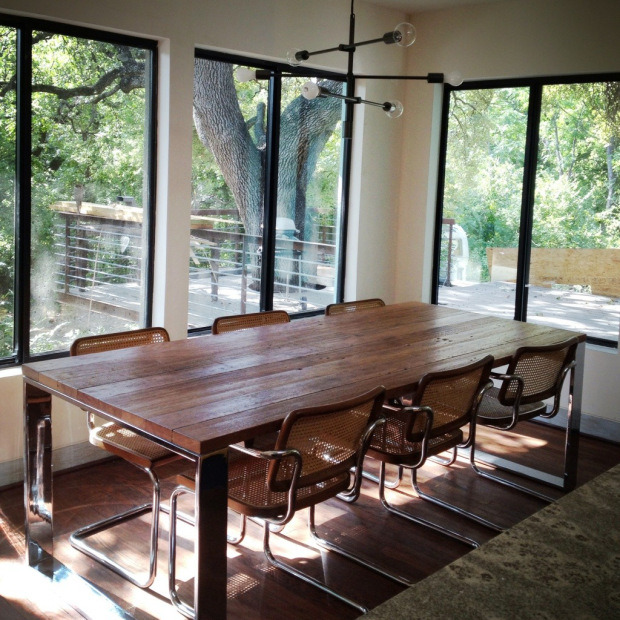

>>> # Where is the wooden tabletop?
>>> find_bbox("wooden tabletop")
[22,302,585,456]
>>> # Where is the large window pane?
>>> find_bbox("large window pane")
[0,26,16,358]
[529,82,620,342]
[30,33,153,355]
[189,58,266,326]
[188,58,345,329]
[438,88,529,319]
[273,77,344,313]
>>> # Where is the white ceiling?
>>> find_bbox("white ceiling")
[367,0,509,12]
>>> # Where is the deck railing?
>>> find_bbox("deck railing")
[51,206,336,325]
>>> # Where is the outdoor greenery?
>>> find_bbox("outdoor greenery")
[0,27,150,356]
[443,83,620,281]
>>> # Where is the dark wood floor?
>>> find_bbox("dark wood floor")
[1,422,619,619]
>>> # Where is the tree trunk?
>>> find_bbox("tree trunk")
[193,60,264,236]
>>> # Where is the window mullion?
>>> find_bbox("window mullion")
[15,27,32,363]
[260,73,281,312]
[514,84,542,323]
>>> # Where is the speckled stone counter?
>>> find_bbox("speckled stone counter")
[365,463,620,619]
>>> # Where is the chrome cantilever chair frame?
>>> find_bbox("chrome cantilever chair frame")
[69,327,177,589]
[366,355,498,548]
[168,387,415,617]
[470,337,580,502]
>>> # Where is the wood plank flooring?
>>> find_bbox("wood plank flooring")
[1,422,619,619]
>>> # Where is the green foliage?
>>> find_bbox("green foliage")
[0,27,150,356]
[443,82,620,281]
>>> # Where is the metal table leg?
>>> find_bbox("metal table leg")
[194,449,228,620]
[24,382,54,573]
[24,380,134,619]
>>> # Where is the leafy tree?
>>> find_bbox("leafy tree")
[192,59,343,239]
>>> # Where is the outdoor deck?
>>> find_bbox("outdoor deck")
[438,280,619,342]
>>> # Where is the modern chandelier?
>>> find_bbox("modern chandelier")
[291,0,462,118]
[237,0,462,120]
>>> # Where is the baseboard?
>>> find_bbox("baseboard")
[0,441,110,490]
[535,409,620,444]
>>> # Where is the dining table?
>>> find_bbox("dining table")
[22,301,586,619]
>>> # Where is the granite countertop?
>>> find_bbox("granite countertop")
[365,463,620,619]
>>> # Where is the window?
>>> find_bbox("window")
[1,16,156,363]
[188,52,347,330]
[434,76,620,347]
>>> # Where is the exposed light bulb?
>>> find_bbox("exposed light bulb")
[393,22,416,47]
[235,67,256,83]
[286,48,308,67]
[301,81,321,100]
[384,100,404,119]
[445,71,464,87]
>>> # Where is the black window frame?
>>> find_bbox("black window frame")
[189,49,352,335]
[432,72,620,349]
[1,13,158,366]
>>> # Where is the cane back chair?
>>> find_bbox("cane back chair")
[69,327,179,588]
[471,337,580,501]
[212,310,291,448]
[211,309,290,334]
[365,355,496,547]
[325,297,385,316]
[168,387,404,617]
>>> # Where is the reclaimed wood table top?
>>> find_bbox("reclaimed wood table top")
[22,301,585,456]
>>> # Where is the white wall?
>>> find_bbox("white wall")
[396,0,620,424]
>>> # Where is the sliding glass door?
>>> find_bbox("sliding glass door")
[435,76,620,347]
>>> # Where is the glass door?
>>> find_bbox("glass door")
[437,87,529,320]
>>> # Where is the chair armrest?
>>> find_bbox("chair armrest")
[230,443,301,463]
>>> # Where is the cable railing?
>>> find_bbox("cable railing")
[51,207,337,327]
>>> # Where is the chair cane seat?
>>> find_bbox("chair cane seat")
[477,386,546,427]
[368,417,463,465]
[90,422,175,468]
[227,448,350,518]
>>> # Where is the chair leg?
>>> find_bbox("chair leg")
[308,505,413,586]
[262,519,369,614]
[70,466,160,589]
[362,461,404,489]
[377,462,481,548]
[168,486,195,620]
[410,468,504,532]
[469,442,555,502]
[429,446,458,466]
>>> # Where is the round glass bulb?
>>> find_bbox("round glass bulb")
[385,100,403,119]
[301,81,320,100]
[393,22,416,47]
[235,67,256,83]
[445,71,464,87]
[286,48,305,67]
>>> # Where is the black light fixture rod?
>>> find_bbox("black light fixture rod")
[296,32,400,62]
[295,45,343,62]
[356,72,445,83]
